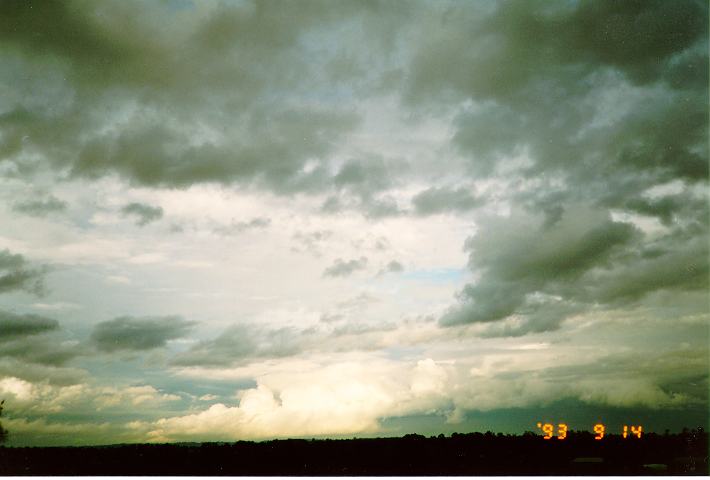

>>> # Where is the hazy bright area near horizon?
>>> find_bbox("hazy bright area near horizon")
[0,0,707,447]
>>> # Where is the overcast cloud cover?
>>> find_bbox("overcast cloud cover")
[0,0,707,446]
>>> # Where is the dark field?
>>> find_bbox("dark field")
[0,429,707,475]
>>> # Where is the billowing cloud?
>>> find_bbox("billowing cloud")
[134,358,449,442]
[150,344,705,442]
[90,315,195,353]
[0,249,47,296]
[120,202,164,226]
[323,257,368,278]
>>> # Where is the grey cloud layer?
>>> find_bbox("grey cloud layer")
[90,316,195,352]
[0,1,706,209]
[0,249,47,295]
[0,0,370,193]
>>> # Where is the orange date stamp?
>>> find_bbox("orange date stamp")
[536,422,642,440]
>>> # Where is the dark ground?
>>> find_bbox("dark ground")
[0,429,707,475]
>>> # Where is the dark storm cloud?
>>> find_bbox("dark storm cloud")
[120,202,164,226]
[441,204,709,333]
[412,186,481,215]
[406,0,706,102]
[12,195,67,217]
[440,207,640,327]
[405,0,707,213]
[90,315,195,353]
[396,0,709,335]
[172,324,301,367]
[0,0,373,193]
[619,192,708,227]
[0,310,58,339]
[477,301,582,338]
[0,249,47,296]
[586,231,708,305]
[323,257,368,278]
[70,110,357,191]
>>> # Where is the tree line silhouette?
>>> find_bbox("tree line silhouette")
[0,427,706,475]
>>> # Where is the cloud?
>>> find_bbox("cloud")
[0,310,84,385]
[404,0,707,204]
[336,292,380,311]
[0,311,80,370]
[323,257,368,278]
[441,200,708,337]
[132,358,447,442]
[620,191,707,227]
[406,0,707,102]
[214,217,271,236]
[172,315,398,368]
[172,324,302,368]
[0,249,47,296]
[400,0,708,339]
[11,195,67,217]
[0,310,58,339]
[291,230,333,256]
[412,186,481,215]
[94,384,181,409]
[0,0,706,444]
[540,347,709,409]
[441,206,639,327]
[0,0,362,193]
[0,416,115,447]
[333,155,395,198]
[143,345,705,443]
[90,315,195,353]
[381,260,404,274]
[120,202,164,226]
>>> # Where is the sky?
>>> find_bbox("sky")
[0,0,707,446]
